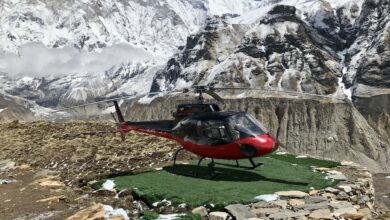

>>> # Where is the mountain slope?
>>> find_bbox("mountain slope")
[0,0,261,109]
[151,4,343,95]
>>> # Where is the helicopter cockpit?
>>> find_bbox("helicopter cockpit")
[173,112,268,146]
[228,113,268,140]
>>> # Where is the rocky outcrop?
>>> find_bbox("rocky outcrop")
[151,4,341,95]
[340,0,390,153]
[124,95,390,173]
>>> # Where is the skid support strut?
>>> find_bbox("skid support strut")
[172,148,185,173]
[249,158,262,169]
[171,148,219,179]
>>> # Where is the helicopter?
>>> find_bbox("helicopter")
[108,85,279,179]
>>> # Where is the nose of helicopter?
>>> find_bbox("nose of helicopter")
[254,134,279,155]
[237,134,279,157]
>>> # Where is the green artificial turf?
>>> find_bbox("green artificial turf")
[94,153,339,208]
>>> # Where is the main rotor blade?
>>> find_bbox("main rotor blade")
[204,91,224,104]
[51,90,182,113]
[212,87,345,100]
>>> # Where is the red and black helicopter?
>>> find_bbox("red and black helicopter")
[106,85,279,178]
[57,84,343,178]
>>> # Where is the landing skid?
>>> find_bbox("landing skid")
[213,158,263,169]
[171,148,262,179]
[171,148,220,179]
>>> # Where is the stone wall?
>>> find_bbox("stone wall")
[192,161,377,220]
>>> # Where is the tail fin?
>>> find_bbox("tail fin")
[113,100,125,123]
[113,100,126,141]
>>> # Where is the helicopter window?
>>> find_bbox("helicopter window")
[228,113,267,140]
[177,119,200,143]
[198,120,231,145]
[210,104,221,112]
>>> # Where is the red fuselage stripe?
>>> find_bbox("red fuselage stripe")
[118,125,277,159]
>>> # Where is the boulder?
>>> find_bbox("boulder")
[329,201,354,210]
[66,203,105,220]
[309,209,332,219]
[338,185,352,193]
[209,212,229,220]
[269,210,309,220]
[350,195,358,203]
[294,202,329,211]
[251,201,278,209]
[272,200,288,209]
[288,199,305,207]
[305,196,328,204]
[250,208,280,217]
[333,207,357,216]
[192,206,208,220]
[358,207,372,218]
[225,204,256,220]
[324,187,339,194]
[336,191,349,200]
[340,212,364,220]
[275,191,308,198]
[358,195,370,204]
[321,193,337,200]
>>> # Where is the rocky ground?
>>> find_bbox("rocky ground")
[0,120,184,185]
[0,121,389,219]
[0,120,187,219]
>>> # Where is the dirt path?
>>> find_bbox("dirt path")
[0,121,191,219]
[0,167,78,220]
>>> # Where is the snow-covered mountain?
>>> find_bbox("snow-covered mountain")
[151,0,370,95]
[0,0,389,120]
[0,0,262,108]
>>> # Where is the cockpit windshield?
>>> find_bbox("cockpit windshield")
[228,113,267,140]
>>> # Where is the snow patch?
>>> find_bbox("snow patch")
[276,152,288,155]
[102,179,115,190]
[103,205,129,220]
[152,198,172,207]
[0,108,6,113]
[157,214,185,220]
[254,194,279,202]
